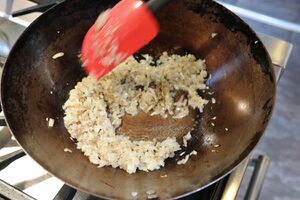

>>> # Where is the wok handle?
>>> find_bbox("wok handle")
[245,155,270,200]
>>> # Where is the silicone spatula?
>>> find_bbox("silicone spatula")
[81,0,171,79]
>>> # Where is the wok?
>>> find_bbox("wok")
[1,0,275,199]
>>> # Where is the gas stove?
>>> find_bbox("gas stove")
[0,1,293,200]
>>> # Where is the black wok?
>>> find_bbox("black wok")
[1,0,275,199]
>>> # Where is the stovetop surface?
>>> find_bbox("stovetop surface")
[0,1,293,199]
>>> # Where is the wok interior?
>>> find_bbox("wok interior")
[1,0,275,199]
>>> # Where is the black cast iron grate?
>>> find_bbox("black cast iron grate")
[0,148,227,200]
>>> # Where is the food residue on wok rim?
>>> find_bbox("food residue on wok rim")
[177,150,198,165]
[211,33,218,38]
[189,150,197,156]
[147,194,158,199]
[177,155,189,165]
[64,148,72,153]
[146,190,158,199]
[146,190,156,195]
[47,118,54,127]
[211,98,216,104]
[183,132,192,147]
[160,174,168,178]
[131,191,138,197]
[52,52,64,59]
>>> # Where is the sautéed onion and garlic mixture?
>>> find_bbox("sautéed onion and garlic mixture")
[63,52,212,173]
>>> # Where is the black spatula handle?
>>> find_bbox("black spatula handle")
[147,0,173,13]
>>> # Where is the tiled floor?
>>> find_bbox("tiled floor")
[220,1,300,200]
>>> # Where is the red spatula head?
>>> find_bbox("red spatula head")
[81,0,159,79]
